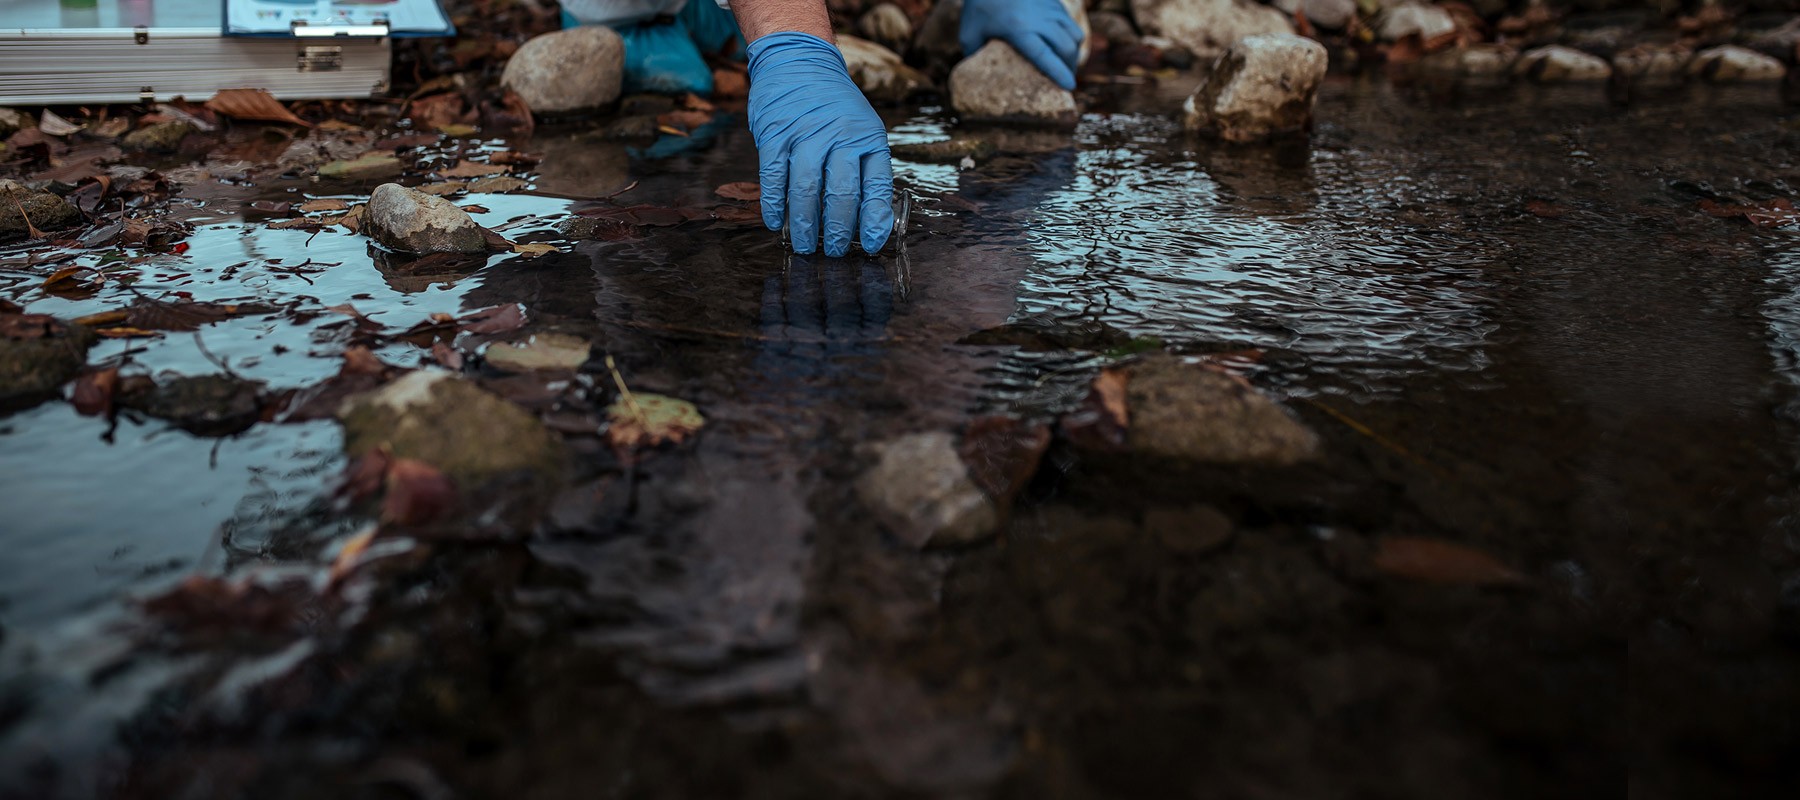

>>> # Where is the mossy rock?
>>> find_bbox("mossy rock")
[337,370,565,489]
[0,321,94,404]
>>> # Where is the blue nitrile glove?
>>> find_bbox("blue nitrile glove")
[960,0,1084,90]
[746,32,894,257]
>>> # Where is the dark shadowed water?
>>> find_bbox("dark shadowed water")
[3,77,1799,798]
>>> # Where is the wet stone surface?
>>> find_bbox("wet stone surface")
[2,70,1800,800]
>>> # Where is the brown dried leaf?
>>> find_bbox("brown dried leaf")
[715,181,760,202]
[299,198,350,213]
[606,393,705,451]
[205,88,312,127]
[458,303,527,334]
[71,367,119,416]
[437,161,506,179]
[382,458,458,527]
[1372,537,1526,586]
[959,416,1051,504]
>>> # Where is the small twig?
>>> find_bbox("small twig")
[604,353,648,426]
[192,329,243,379]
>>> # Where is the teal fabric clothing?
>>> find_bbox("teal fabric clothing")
[562,0,744,96]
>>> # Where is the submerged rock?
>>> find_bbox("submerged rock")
[0,316,93,403]
[337,369,565,489]
[1183,34,1327,142]
[890,137,996,164]
[950,42,1078,126]
[1688,46,1787,83]
[857,2,914,54]
[1416,44,1518,83]
[0,179,82,240]
[1613,45,1691,85]
[1130,0,1293,61]
[838,35,930,104]
[484,332,591,372]
[856,431,999,548]
[364,183,488,254]
[1125,355,1320,466]
[120,373,263,436]
[120,121,196,153]
[1515,45,1613,83]
[502,26,625,115]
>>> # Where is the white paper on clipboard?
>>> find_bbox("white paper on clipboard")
[224,0,453,37]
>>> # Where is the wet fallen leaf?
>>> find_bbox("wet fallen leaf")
[658,109,714,133]
[42,266,93,290]
[382,458,458,527]
[458,303,528,334]
[205,88,312,127]
[1372,536,1526,587]
[91,117,130,139]
[1698,198,1800,228]
[94,327,162,339]
[39,109,81,136]
[466,175,528,194]
[511,242,558,258]
[70,366,120,416]
[339,205,367,233]
[437,161,506,179]
[1059,367,1131,450]
[430,341,464,370]
[249,200,293,215]
[1524,199,1567,219]
[299,198,349,213]
[415,182,466,196]
[328,526,379,581]
[607,392,705,450]
[72,309,129,327]
[437,123,479,138]
[407,92,469,130]
[140,574,312,640]
[336,446,392,506]
[715,181,760,202]
[959,415,1051,505]
[318,152,404,181]
[484,332,589,372]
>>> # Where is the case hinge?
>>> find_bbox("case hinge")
[133,26,148,45]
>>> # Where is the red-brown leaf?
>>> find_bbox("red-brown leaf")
[71,367,119,416]
[458,303,527,334]
[715,181,760,202]
[382,458,458,526]
[1372,537,1526,586]
[205,88,313,127]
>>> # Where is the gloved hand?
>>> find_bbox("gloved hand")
[746,32,894,257]
[960,0,1084,90]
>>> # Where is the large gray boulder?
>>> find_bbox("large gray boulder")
[1125,355,1320,466]
[856,431,999,548]
[1130,0,1293,61]
[1183,34,1327,142]
[364,183,488,254]
[950,42,1078,126]
[502,26,625,115]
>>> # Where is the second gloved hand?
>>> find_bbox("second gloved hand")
[746,32,894,257]
[960,0,1084,90]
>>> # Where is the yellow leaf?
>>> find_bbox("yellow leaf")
[512,243,558,258]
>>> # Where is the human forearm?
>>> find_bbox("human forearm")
[726,0,833,45]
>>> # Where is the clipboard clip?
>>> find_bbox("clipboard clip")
[290,21,391,38]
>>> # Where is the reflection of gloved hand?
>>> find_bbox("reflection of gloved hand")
[960,0,1083,90]
[747,32,893,257]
